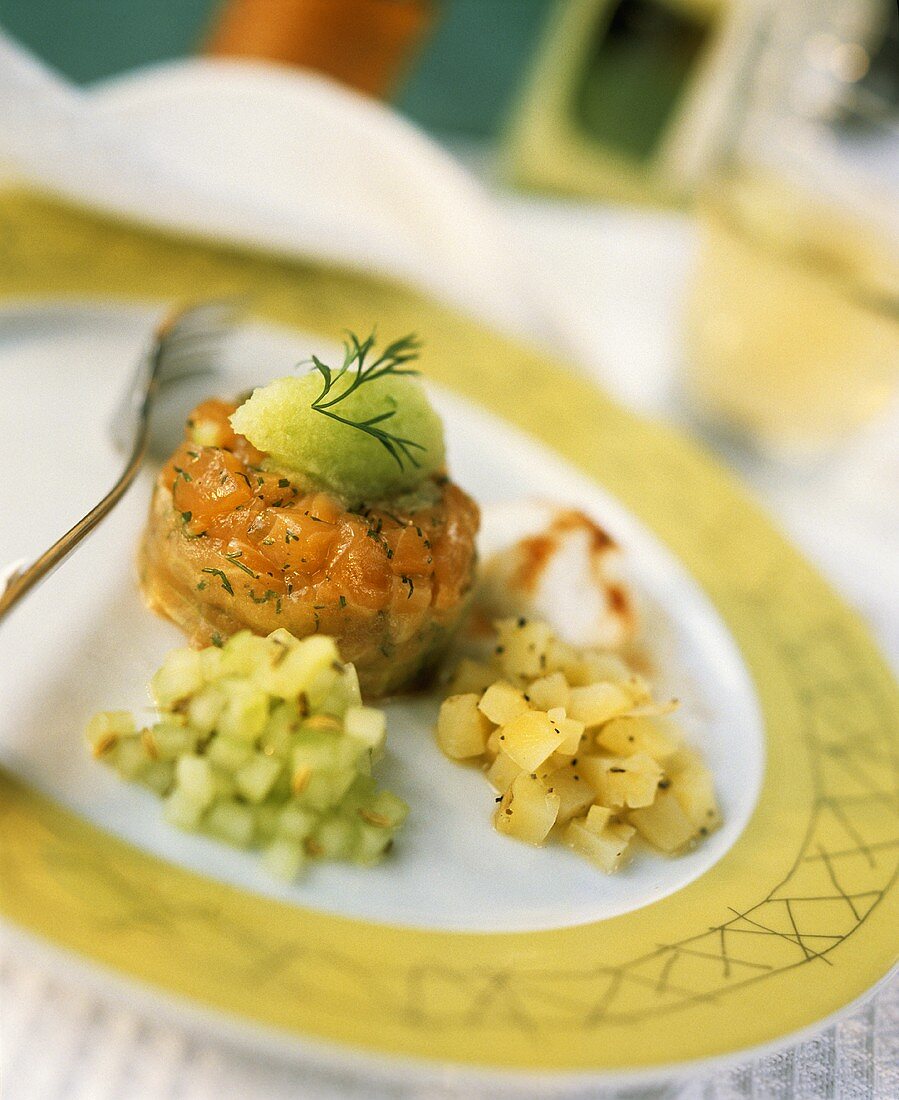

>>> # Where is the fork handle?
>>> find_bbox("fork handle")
[0,436,146,624]
[0,301,237,624]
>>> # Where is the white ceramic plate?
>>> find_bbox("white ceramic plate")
[2,299,895,1093]
[0,303,762,934]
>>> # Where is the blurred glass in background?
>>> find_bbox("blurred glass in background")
[685,0,899,461]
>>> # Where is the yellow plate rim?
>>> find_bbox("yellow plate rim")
[1,193,897,1076]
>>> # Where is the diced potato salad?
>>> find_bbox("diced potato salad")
[86,630,407,879]
[438,618,720,871]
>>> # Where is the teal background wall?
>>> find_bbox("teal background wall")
[0,0,217,84]
[396,0,552,135]
[0,0,553,137]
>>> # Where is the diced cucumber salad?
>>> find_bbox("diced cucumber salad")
[86,630,407,880]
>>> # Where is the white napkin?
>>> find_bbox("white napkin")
[0,30,567,349]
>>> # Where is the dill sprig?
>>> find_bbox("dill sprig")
[304,331,426,470]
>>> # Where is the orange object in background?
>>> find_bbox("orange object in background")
[206,0,436,98]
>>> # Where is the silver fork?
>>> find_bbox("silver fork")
[0,300,238,624]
